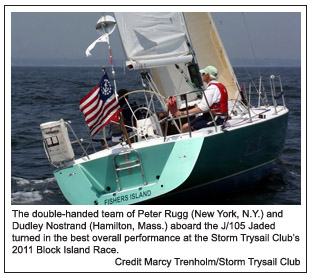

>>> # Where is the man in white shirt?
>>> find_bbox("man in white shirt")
[174,65,228,133]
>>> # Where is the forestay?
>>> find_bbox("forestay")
[114,13,192,69]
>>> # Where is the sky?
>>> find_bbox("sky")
[10,11,302,67]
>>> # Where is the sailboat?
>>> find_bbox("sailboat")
[40,13,288,205]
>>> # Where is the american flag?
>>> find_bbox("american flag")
[79,73,121,136]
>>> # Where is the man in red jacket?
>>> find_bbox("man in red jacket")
[174,65,228,133]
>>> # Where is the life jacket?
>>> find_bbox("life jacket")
[208,82,228,115]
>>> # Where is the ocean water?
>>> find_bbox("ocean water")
[10,66,301,205]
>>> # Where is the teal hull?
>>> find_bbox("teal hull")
[54,110,288,205]
[54,137,204,205]
[179,110,289,192]
[156,111,289,203]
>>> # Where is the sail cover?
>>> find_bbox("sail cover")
[114,13,192,69]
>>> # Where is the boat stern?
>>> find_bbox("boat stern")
[54,136,204,205]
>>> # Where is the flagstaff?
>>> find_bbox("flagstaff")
[95,15,132,147]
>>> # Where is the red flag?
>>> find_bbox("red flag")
[79,73,121,136]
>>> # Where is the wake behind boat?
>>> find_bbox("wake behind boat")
[40,13,288,205]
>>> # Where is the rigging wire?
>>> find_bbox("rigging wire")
[241,12,261,78]
[232,13,269,108]
[235,13,262,104]
[218,13,262,99]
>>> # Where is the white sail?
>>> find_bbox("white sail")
[152,13,240,101]
[150,63,198,109]
[115,12,240,101]
[114,12,192,69]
